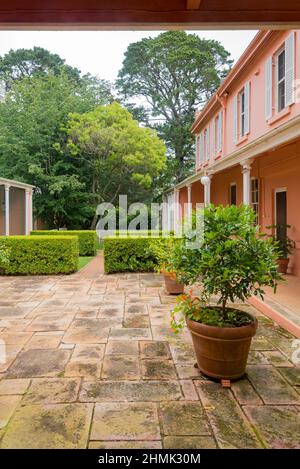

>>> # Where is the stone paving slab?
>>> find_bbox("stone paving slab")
[159,401,210,436]
[163,436,217,449]
[243,405,300,449]
[91,402,160,441]
[0,270,299,449]
[7,349,71,378]
[0,403,93,448]
[88,440,162,449]
[195,381,263,448]
[23,378,81,404]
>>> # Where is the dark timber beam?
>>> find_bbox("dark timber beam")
[186,0,202,10]
[0,1,300,28]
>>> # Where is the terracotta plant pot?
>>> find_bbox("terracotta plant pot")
[277,258,289,274]
[163,273,184,295]
[186,311,258,380]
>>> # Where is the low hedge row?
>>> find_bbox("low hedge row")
[112,230,174,237]
[0,236,79,275]
[31,230,97,256]
[104,237,159,273]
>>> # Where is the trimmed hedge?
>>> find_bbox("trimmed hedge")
[0,236,79,275]
[112,230,173,238]
[104,237,159,273]
[31,230,97,256]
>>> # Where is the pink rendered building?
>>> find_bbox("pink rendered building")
[165,30,300,277]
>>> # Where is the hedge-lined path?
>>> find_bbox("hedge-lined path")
[0,270,299,448]
[77,251,104,277]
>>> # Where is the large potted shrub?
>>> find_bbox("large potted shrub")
[266,224,295,274]
[170,205,281,381]
[151,237,185,295]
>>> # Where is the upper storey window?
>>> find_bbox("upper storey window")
[239,88,246,137]
[197,126,210,167]
[265,32,295,121]
[212,111,223,157]
[233,82,250,143]
[277,48,286,112]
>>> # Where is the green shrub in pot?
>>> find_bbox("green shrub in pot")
[169,205,281,381]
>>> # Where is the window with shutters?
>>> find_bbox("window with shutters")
[276,47,286,112]
[199,131,204,166]
[203,127,209,162]
[234,82,250,143]
[196,135,200,166]
[239,88,246,137]
[265,33,295,121]
[213,112,222,156]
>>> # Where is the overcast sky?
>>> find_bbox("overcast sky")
[0,30,257,82]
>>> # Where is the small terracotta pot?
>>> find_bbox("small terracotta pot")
[186,310,258,380]
[277,258,289,274]
[163,274,184,295]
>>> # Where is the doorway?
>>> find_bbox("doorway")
[275,188,287,244]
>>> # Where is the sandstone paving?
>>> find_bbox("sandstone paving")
[159,401,211,436]
[64,361,102,380]
[231,377,263,405]
[0,270,299,448]
[195,381,264,448]
[24,331,64,350]
[243,405,300,448]
[102,355,140,380]
[105,340,139,355]
[6,349,70,378]
[91,402,161,441]
[26,314,74,332]
[163,436,217,449]
[277,366,300,385]
[88,440,162,449]
[139,340,171,359]
[23,378,81,404]
[246,365,300,404]
[0,378,30,395]
[0,395,22,428]
[0,403,93,448]
[141,359,177,380]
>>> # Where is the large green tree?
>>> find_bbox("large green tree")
[117,31,232,185]
[62,102,167,228]
[0,46,81,90]
[0,71,113,228]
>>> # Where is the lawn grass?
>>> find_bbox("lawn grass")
[78,256,93,270]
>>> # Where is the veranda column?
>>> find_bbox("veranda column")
[4,184,10,236]
[241,159,253,205]
[200,175,212,206]
[173,188,180,233]
[186,184,192,220]
[25,188,33,235]
[162,194,168,231]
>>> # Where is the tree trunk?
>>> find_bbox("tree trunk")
[90,211,99,230]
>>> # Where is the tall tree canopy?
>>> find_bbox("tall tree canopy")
[0,71,165,228]
[62,102,167,228]
[117,31,232,185]
[0,46,81,90]
[0,71,113,228]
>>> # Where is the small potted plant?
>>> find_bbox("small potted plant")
[266,224,295,274]
[151,237,185,295]
[170,205,281,382]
